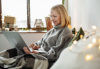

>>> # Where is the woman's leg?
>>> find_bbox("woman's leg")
[0,48,26,58]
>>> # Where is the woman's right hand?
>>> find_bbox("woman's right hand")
[29,44,40,50]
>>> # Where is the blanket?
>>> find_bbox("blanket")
[0,48,48,69]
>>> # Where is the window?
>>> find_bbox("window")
[2,0,27,28]
[2,0,62,28]
[30,0,62,28]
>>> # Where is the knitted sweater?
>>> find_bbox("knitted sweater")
[35,25,73,61]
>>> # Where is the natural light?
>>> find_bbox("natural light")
[30,0,62,28]
[2,0,62,28]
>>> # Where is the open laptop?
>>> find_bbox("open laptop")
[2,31,47,54]
[2,31,33,53]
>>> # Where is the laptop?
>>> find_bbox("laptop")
[2,31,33,53]
[2,31,47,54]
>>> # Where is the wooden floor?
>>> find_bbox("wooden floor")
[0,32,45,51]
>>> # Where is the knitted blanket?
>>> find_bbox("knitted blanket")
[0,48,48,69]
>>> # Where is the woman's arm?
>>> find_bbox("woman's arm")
[23,31,50,54]
[34,29,52,46]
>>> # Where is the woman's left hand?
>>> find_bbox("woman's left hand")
[23,47,31,54]
[31,50,39,54]
[23,47,39,54]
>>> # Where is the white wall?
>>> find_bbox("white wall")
[68,0,100,31]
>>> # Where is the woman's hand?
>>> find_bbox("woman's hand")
[23,47,39,54]
[23,47,31,54]
[29,44,40,50]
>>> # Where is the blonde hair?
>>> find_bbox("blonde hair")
[51,4,70,28]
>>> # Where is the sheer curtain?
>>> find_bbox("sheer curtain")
[2,0,27,28]
[30,0,62,28]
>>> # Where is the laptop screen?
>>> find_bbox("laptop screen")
[2,31,27,51]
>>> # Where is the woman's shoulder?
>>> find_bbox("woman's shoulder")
[63,26,72,33]
[61,26,73,36]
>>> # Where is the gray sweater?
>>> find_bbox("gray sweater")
[35,25,73,61]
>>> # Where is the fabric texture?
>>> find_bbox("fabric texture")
[35,25,73,61]
[0,48,48,69]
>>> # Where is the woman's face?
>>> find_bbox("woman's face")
[50,10,61,26]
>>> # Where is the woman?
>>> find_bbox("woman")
[23,4,73,68]
[0,4,73,69]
